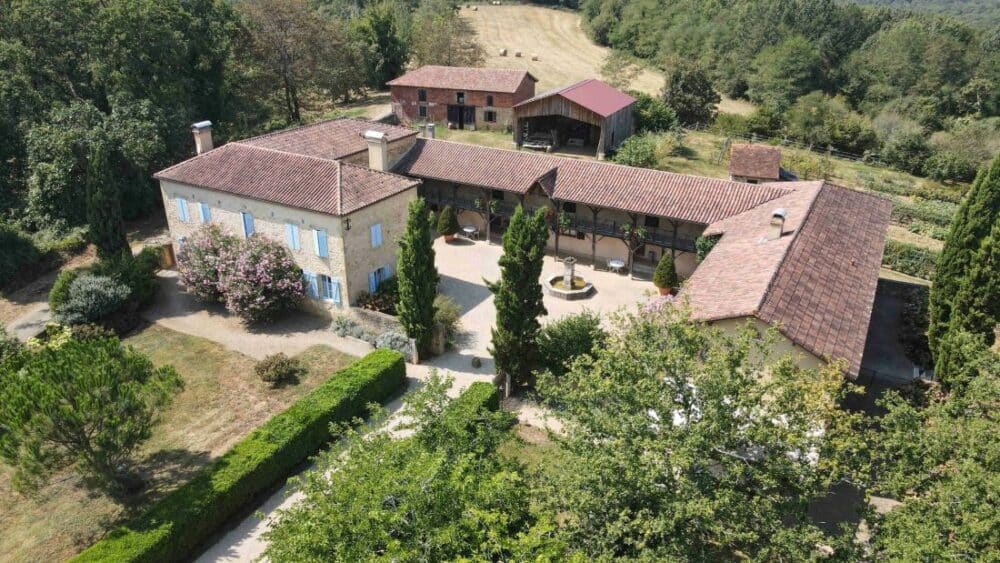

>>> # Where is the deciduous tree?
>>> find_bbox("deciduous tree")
[536,306,867,560]
[660,62,720,126]
[409,0,485,68]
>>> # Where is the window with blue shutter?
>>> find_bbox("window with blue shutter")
[177,198,190,222]
[319,274,340,303]
[241,212,254,237]
[331,278,341,304]
[370,223,383,248]
[314,229,328,257]
[368,271,378,294]
[285,223,300,250]
[198,202,211,223]
[303,270,318,298]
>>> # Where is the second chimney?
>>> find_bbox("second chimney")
[364,130,389,171]
[191,120,213,155]
[769,208,787,240]
[426,122,436,139]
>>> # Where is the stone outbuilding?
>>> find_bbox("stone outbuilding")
[387,65,537,131]
[729,143,796,183]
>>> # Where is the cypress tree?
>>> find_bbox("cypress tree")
[947,219,999,347]
[928,153,1000,356]
[85,142,129,259]
[396,197,439,356]
[487,206,549,396]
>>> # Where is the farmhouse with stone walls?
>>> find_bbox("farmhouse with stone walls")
[156,99,889,378]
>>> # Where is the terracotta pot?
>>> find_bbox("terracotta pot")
[658,286,671,296]
[445,234,456,242]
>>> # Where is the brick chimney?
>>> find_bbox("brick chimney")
[364,130,389,171]
[191,120,213,154]
[770,208,787,240]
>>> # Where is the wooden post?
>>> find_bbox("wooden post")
[670,220,678,259]
[482,187,491,244]
[552,199,561,259]
[590,206,600,269]
[627,213,638,280]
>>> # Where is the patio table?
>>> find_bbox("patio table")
[462,225,479,240]
[608,259,626,273]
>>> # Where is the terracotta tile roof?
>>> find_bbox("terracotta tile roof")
[154,143,418,216]
[394,139,790,224]
[386,65,537,93]
[729,143,781,180]
[681,181,892,375]
[240,118,416,161]
[515,78,635,118]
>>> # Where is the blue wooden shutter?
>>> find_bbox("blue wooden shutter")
[370,223,382,248]
[384,263,392,278]
[314,229,328,257]
[368,271,377,293]
[331,278,341,304]
[303,270,318,298]
[199,202,211,223]
[177,198,189,222]
[242,212,254,237]
[285,224,300,250]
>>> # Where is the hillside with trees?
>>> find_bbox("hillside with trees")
[579,0,999,180]
[0,0,482,291]
[855,0,1000,27]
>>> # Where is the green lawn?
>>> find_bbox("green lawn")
[0,324,355,563]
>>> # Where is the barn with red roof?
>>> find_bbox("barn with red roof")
[512,78,635,160]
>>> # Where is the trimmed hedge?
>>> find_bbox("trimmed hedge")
[444,382,501,421]
[72,349,406,563]
[883,240,940,280]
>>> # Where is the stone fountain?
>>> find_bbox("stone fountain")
[544,256,594,300]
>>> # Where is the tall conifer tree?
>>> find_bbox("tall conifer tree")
[488,206,548,396]
[928,153,1000,356]
[85,141,129,258]
[397,197,439,356]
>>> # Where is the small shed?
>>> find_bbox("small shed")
[513,79,635,160]
[729,143,782,183]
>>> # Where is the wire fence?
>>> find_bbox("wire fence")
[682,123,885,167]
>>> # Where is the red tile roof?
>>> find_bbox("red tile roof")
[240,118,416,161]
[394,139,790,224]
[154,143,418,216]
[386,65,537,93]
[514,79,635,118]
[729,143,781,180]
[681,181,892,375]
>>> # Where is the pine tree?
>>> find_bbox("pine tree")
[397,198,439,356]
[85,141,129,259]
[928,153,1000,356]
[487,206,548,396]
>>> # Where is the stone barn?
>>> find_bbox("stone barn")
[387,65,537,131]
[512,79,635,159]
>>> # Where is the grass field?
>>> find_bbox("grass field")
[0,325,355,563]
[462,4,753,115]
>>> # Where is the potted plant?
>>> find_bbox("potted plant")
[437,205,460,242]
[653,252,678,296]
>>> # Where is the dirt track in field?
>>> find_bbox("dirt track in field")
[462,4,665,94]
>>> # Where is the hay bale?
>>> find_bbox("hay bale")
[499,48,507,56]
[531,54,539,61]
[472,5,477,9]
[515,50,522,57]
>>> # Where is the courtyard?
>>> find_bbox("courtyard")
[433,234,658,359]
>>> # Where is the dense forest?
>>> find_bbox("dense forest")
[857,0,1000,27]
[581,0,999,178]
[0,0,482,287]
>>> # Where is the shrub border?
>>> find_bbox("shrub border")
[72,349,406,563]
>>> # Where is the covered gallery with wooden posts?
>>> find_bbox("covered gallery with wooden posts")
[512,79,635,159]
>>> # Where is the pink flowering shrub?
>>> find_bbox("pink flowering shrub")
[217,235,304,323]
[177,225,237,302]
